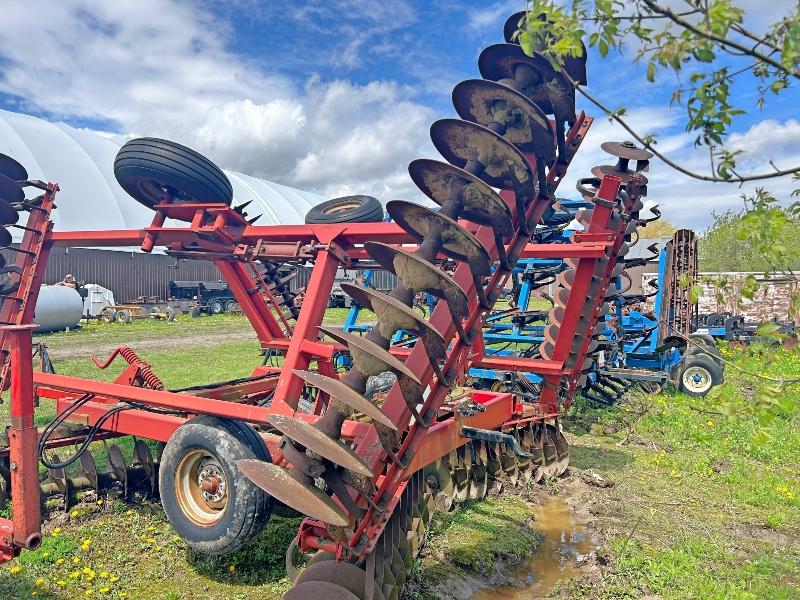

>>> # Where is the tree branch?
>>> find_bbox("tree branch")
[642,0,799,78]
[570,78,800,183]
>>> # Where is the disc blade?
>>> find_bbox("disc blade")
[601,141,653,161]
[293,369,396,430]
[295,561,373,599]
[319,326,421,387]
[0,174,23,205]
[267,414,372,477]
[340,283,446,361]
[408,158,513,236]
[237,459,349,526]
[591,164,649,185]
[452,78,555,161]
[0,199,18,225]
[386,200,491,275]
[365,241,469,323]
[284,581,360,600]
[0,227,11,249]
[0,154,28,182]
[429,118,535,194]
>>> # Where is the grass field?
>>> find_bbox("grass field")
[0,316,797,599]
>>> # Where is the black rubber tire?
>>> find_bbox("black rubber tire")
[159,416,272,555]
[114,137,232,209]
[689,333,717,347]
[685,343,723,367]
[209,299,224,315]
[676,355,723,398]
[225,299,239,313]
[115,309,131,324]
[304,195,384,224]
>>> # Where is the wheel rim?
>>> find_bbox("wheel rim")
[324,202,362,215]
[682,366,712,394]
[175,449,228,526]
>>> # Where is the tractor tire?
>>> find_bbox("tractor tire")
[304,195,384,224]
[165,306,176,321]
[676,354,723,398]
[190,306,202,318]
[159,416,272,555]
[99,307,116,324]
[685,343,723,367]
[224,299,239,313]
[115,309,132,324]
[114,138,233,210]
[689,333,717,347]
[209,299,225,315]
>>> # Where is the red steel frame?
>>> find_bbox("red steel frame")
[0,113,635,564]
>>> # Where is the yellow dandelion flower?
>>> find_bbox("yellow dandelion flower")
[155,545,162,551]
[109,576,119,583]
[42,552,49,558]
[69,571,80,579]
[56,558,64,565]
[82,538,92,546]
[10,565,21,574]
[99,572,109,578]
[146,537,155,544]
[119,593,127,598]
[228,564,236,573]
[73,557,81,564]
[125,510,133,516]
[97,521,104,526]
[99,587,110,594]
[31,592,37,597]
[82,567,92,575]
[57,580,66,587]
[172,535,180,542]
[97,500,104,506]
[146,526,156,532]
[35,578,45,586]
[85,590,93,597]
[71,510,79,518]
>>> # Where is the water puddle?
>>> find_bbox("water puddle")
[471,497,598,599]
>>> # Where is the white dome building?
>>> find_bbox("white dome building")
[0,109,326,301]
[0,108,325,237]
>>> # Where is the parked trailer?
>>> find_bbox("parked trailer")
[0,11,659,599]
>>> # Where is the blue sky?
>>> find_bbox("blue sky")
[0,0,797,228]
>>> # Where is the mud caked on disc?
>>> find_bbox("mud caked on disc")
[237,459,348,526]
[429,119,535,195]
[0,154,28,182]
[451,79,555,162]
[267,414,373,477]
[339,283,446,361]
[386,200,491,275]
[295,561,385,600]
[365,242,469,325]
[408,159,513,237]
[293,369,396,430]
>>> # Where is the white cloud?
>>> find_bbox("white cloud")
[0,0,435,204]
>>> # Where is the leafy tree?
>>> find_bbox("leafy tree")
[638,218,678,239]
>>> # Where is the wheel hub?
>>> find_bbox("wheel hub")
[683,366,711,393]
[175,450,229,525]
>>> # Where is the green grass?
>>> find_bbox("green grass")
[1,318,799,599]
[561,345,800,599]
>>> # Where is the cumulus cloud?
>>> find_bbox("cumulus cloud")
[0,0,436,204]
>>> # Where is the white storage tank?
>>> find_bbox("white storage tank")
[33,285,84,332]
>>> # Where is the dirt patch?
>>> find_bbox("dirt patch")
[45,329,258,361]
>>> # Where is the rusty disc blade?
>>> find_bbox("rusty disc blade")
[591,164,649,185]
[0,174,23,205]
[295,560,376,599]
[267,414,372,477]
[293,369,396,430]
[548,305,564,326]
[538,340,555,360]
[0,199,18,226]
[237,459,349,526]
[556,268,575,288]
[575,209,592,227]
[478,44,578,123]
[452,79,555,161]
[429,118,535,194]
[284,581,361,600]
[318,326,422,387]
[364,241,469,323]
[408,159,513,236]
[340,283,446,361]
[0,154,28,182]
[503,10,525,43]
[386,200,491,275]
